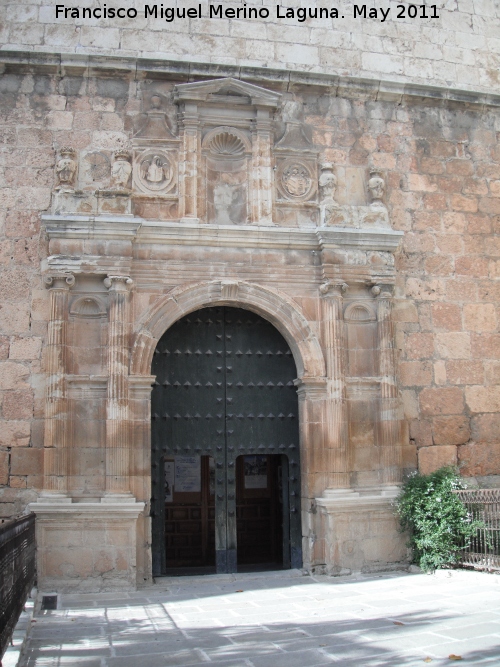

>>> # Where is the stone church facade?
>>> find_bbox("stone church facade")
[1,2,500,591]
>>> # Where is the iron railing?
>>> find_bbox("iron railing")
[454,489,500,571]
[0,514,36,659]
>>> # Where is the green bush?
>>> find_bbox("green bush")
[394,467,482,572]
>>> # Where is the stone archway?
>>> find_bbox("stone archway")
[129,280,327,578]
[130,280,326,381]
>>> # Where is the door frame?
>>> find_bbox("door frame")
[131,280,329,580]
[150,305,305,574]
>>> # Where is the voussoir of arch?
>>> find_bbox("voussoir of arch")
[130,280,326,380]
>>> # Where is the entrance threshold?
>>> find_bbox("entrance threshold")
[163,563,286,577]
[154,568,304,586]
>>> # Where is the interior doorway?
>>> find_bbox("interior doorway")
[151,306,302,575]
[163,455,216,573]
[236,454,285,570]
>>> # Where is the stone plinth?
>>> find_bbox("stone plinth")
[29,498,145,592]
[314,486,407,575]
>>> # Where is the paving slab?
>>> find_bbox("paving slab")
[18,569,500,667]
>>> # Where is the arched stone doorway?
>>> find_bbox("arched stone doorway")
[150,306,301,575]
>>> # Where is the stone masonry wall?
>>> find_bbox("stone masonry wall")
[0,59,499,518]
[1,1,500,94]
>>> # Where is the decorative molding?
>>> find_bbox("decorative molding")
[104,275,133,291]
[220,280,239,300]
[174,77,281,109]
[44,272,75,289]
[42,215,403,252]
[69,295,106,317]
[344,302,376,322]
[1,52,494,109]
[202,126,251,156]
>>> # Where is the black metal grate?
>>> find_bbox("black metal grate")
[0,514,36,659]
[454,489,500,571]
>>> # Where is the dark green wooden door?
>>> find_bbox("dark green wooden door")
[151,307,301,575]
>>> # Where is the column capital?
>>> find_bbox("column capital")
[319,280,348,297]
[104,275,133,291]
[370,283,394,299]
[294,376,327,399]
[44,272,75,289]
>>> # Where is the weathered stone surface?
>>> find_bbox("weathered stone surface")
[419,388,464,416]
[465,386,500,413]
[431,303,462,331]
[418,445,458,475]
[0,362,30,390]
[458,442,500,477]
[471,414,500,443]
[432,416,471,446]
[9,337,42,360]
[10,448,42,476]
[0,420,31,447]
[2,389,34,420]
[463,303,498,333]
[435,333,471,360]
[0,53,499,589]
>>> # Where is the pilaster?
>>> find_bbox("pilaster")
[42,272,75,497]
[179,102,200,221]
[319,280,349,489]
[251,107,274,224]
[372,283,403,485]
[104,275,133,498]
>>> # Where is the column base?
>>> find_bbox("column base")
[313,485,408,575]
[29,497,145,592]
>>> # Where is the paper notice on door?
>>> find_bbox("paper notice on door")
[174,455,201,492]
[244,455,268,489]
[164,460,174,502]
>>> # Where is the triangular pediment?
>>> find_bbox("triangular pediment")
[174,77,281,108]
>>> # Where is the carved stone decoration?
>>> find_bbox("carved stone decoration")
[134,94,177,142]
[133,150,175,194]
[359,168,390,228]
[203,126,251,225]
[276,158,315,201]
[132,93,180,219]
[110,150,132,190]
[220,280,239,300]
[368,169,386,206]
[274,98,319,227]
[69,296,106,318]
[84,151,111,183]
[55,147,77,191]
[319,163,343,226]
[207,130,246,156]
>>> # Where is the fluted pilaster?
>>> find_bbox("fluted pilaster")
[251,110,273,224]
[373,284,402,485]
[104,275,133,496]
[320,281,349,489]
[180,106,199,220]
[43,272,75,495]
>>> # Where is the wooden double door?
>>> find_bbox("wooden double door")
[151,307,301,575]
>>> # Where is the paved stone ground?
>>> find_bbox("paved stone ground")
[19,569,500,667]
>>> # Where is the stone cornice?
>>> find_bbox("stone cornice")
[42,215,403,253]
[1,50,499,109]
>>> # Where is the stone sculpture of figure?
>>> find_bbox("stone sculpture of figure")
[145,155,166,183]
[110,150,132,189]
[318,163,339,226]
[213,183,234,225]
[368,169,386,206]
[55,147,77,191]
